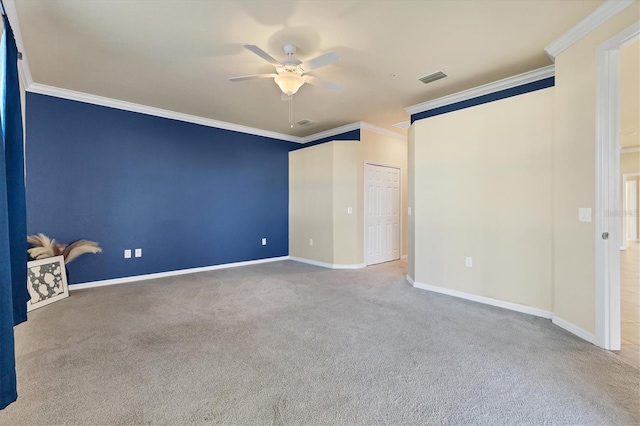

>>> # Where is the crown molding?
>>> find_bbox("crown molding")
[545,0,636,61]
[28,83,306,143]
[28,82,376,144]
[299,122,361,143]
[405,65,555,115]
[360,122,406,141]
[392,120,411,130]
[621,146,640,154]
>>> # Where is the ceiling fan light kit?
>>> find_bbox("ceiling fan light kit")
[229,43,343,95]
[229,43,344,127]
[274,72,304,95]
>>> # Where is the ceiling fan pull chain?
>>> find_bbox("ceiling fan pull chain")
[289,95,294,128]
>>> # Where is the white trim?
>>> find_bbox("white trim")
[22,80,393,146]
[393,121,411,130]
[544,0,636,60]
[621,146,640,153]
[404,65,554,115]
[551,316,598,345]
[27,83,304,143]
[410,279,553,319]
[595,22,639,351]
[298,122,360,143]
[360,122,406,141]
[69,256,290,290]
[289,256,365,269]
[27,84,393,145]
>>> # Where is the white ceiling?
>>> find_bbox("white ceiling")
[11,0,603,138]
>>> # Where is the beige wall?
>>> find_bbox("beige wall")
[411,87,554,312]
[621,152,640,176]
[620,39,640,149]
[333,142,360,265]
[553,4,639,333]
[289,143,334,264]
[407,125,416,280]
[289,131,408,267]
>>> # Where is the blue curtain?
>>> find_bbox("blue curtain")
[0,10,28,410]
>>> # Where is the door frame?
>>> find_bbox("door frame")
[621,173,640,249]
[595,21,639,351]
[363,162,402,266]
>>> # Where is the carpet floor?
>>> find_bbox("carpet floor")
[0,259,638,425]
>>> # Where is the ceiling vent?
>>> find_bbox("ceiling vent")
[418,71,447,85]
[295,119,315,126]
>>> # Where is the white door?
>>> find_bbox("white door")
[365,164,400,265]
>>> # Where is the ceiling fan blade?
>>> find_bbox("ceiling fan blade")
[299,52,340,71]
[281,93,292,101]
[229,74,277,82]
[303,75,344,93]
[244,45,282,67]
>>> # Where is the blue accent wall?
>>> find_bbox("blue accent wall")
[292,129,360,150]
[26,93,299,284]
[411,77,555,123]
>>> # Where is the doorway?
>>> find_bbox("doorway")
[595,22,639,352]
[364,163,400,266]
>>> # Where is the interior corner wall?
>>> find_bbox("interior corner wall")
[357,130,408,264]
[411,87,554,312]
[407,125,415,280]
[289,142,335,264]
[25,93,298,284]
[333,142,359,265]
[552,4,639,334]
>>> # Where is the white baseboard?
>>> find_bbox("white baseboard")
[70,256,291,291]
[410,279,553,319]
[406,275,415,285]
[289,256,365,270]
[551,316,598,345]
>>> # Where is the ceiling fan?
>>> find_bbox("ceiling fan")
[229,44,344,99]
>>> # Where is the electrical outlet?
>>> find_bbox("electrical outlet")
[465,257,473,267]
[309,239,313,246]
[124,249,131,259]
[262,238,267,246]
[135,248,142,258]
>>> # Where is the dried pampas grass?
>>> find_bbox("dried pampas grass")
[27,233,102,263]
[27,233,61,259]
[63,240,102,263]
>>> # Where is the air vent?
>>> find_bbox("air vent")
[418,71,447,85]
[295,119,315,126]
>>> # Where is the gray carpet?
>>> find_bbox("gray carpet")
[0,260,638,425]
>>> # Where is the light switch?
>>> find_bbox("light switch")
[124,249,131,259]
[408,207,412,216]
[347,207,353,214]
[262,238,267,246]
[135,248,142,258]
[578,208,592,223]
